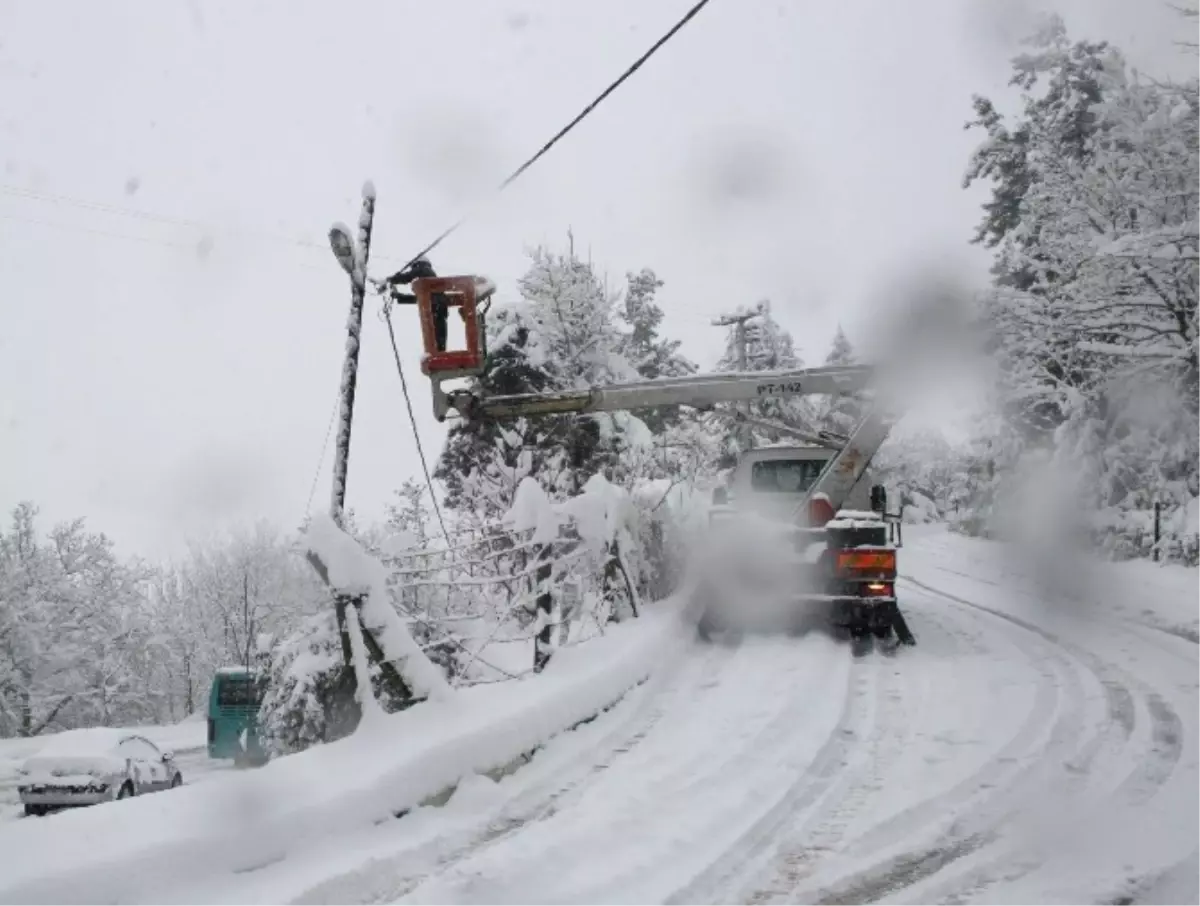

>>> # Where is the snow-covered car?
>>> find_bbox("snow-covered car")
[16,728,184,817]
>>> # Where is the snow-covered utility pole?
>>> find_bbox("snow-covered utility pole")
[316,184,378,681]
[307,184,417,732]
[327,182,377,526]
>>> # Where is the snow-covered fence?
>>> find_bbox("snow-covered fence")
[377,473,646,685]
[1093,500,1200,566]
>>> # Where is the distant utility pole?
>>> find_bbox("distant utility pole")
[712,307,760,452]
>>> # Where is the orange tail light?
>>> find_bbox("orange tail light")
[835,550,897,573]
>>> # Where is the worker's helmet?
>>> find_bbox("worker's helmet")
[406,256,436,280]
[389,256,437,286]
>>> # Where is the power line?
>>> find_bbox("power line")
[0,211,196,251]
[381,306,451,546]
[0,209,332,273]
[2,183,258,232]
[304,386,342,520]
[386,0,716,279]
[0,182,405,263]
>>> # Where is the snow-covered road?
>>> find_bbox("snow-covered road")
[205,529,1195,906]
[2,528,1196,905]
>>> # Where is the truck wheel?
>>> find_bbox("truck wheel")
[117,782,134,800]
[23,804,43,817]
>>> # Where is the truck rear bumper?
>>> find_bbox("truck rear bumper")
[701,593,898,632]
[825,596,900,630]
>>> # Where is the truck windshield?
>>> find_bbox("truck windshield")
[749,459,826,493]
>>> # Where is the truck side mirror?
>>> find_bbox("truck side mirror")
[870,484,887,514]
[712,486,728,506]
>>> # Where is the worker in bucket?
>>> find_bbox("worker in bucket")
[384,256,449,352]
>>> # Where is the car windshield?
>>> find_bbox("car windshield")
[749,459,826,493]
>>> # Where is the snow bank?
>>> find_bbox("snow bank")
[0,606,680,904]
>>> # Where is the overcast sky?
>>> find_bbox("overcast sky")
[0,0,1192,559]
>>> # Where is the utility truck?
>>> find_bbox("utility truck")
[387,263,914,651]
[699,444,911,651]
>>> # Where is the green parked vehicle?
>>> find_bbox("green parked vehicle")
[207,667,265,763]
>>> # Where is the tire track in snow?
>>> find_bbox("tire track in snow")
[725,647,919,905]
[742,580,1143,906]
[830,599,1076,837]
[907,575,1184,809]
[563,637,851,901]
[393,634,854,904]
[902,578,1176,806]
[710,612,1015,904]
[857,577,1188,905]
[663,646,883,905]
[1060,624,1200,906]
[727,599,1062,904]
[290,643,731,905]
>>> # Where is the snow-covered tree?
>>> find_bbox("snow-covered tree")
[518,241,650,492]
[438,239,658,514]
[963,16,1120,440]
[619,269,691,374]
[963,18,1199,560]
[0,504,159,735]
[964,15,1112,278]
[178,522,325,674]
[810,325,862,436]
[616,267,697,433]
[435,299,569,523]
[715,298,799,374]
[257,610,355,755]
[386,479,434,550]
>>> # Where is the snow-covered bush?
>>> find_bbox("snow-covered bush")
[258,603,428,756]
[258,611,346,755]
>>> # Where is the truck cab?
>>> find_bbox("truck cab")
[721,444,875,518]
